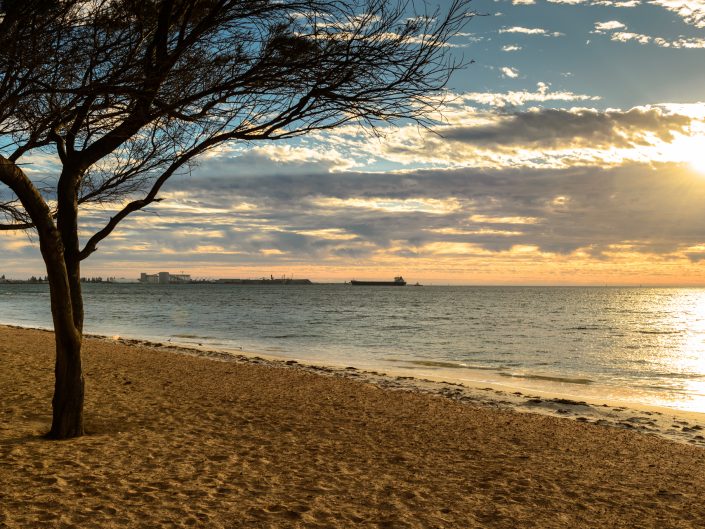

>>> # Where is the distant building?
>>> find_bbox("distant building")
[140,272,191,284]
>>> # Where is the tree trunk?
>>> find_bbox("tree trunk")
[48,315,84,439]
[40,229,85,439]
[0,156,86,439]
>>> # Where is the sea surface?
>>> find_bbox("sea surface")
[3,283,705,413]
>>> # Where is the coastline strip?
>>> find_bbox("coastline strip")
[5,322,705,447]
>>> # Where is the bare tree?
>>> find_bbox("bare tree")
[0,0,472,439]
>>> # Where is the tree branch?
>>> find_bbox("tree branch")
[0,221,34,231]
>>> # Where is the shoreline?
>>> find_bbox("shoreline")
[3,285,705,419]
[107,331,705,448]
[7,323,703,447]
[3,324,705,528]
[11,316,705,418]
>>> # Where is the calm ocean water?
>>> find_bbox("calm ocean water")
[3,283,705,412]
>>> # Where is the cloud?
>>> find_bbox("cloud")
[510,0,704,30]
[593,0,641,5]
[594,21,705,48]
[371,103,701,170]
[593,20,627,32]
[438,107,691,149]
[460,82,600,108]
[91,159,705,270]
[549,0,641,6]
[499,26,565,37]
[653,36,705,48]
[650,0,705,28]
[500,66,520,78]
[609,31,653,44]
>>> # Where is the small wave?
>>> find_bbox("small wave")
[647,372,705,380]
[406,360,468,369]
[499,372,594,385]
[269,334,323,339]
[463,365,503,371]
[629,358,652,364]
[636,330,683,335]
[383,358,499,371]
[639,384,684,392]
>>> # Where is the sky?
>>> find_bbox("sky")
[4,0,705,284]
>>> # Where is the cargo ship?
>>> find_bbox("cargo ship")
[350,276,406,286]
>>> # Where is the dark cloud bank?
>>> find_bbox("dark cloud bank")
[430,107,692,150]
[81,155,705,264]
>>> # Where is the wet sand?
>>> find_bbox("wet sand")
[2,325,705,528]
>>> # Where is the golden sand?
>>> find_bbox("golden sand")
[1,325,704,528]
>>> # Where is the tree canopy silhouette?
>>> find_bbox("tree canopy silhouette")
[0,0,472,438]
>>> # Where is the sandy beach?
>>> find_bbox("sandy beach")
[2,325,705,528]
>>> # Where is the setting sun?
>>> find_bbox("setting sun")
[690,148,705,175]
[668,133,705,174]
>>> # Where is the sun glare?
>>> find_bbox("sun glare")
[670,134,705,174]
[691,155,705,175]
